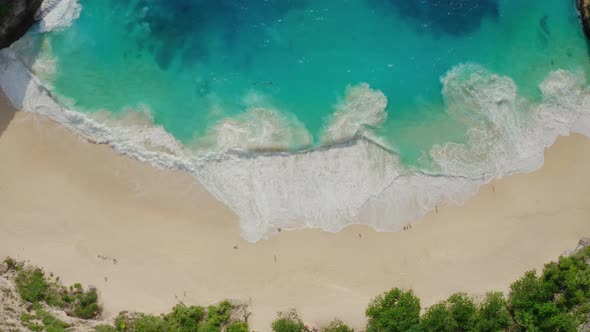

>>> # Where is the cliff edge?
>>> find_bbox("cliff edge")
[578,0,590,39]
[0,0,43,49]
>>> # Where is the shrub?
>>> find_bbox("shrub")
[3,257,19,270]
[323,319,354,332]
[475,292,514,332]
[447,293,477,331]
[36,309,69,331]
[166,304,205,331]
[73,288,101,319]
[420,302,457,332]
[366,288,421,332]
[199,301,234,332]
[272,310,305,332]
[227,322,249,332]
[541,249,590,319]
[13,265,102,319]
[95,325,117,332]
[20,308,69,332]
[15,268,48,303]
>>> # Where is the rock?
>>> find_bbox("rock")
[0,0,44,49]
[577,0,590,39]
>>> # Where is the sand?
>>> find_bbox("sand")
[1,90,590,331]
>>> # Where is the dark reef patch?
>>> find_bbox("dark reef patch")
[121,0,307,70]
[372,0,499,36]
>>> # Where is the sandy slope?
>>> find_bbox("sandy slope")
[1,91,589,331]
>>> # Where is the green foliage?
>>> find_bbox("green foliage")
[420,302,458,332]
[95,325,118,332]
[540,248,590,322]
[365,288,421,332]
[323,319,354,332]
[447,293,477,331]
[13,265,102,319]
[113,302,244,332]
[73,288,101,319]
[271,310,305,332]
[20,308,69,332]
[3,257,19,270]
[508,270,576,331]
[166,304,205,331]
[227,322,249,332]
[475,292,514,332]
[15,268,48,303]
[199,301,234,332]
[36,309,69,331]
[26,322,43,332]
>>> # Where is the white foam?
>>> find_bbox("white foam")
[196,108,313,153]
[431,65,590,180]
[2,46,590,242]
[321,83,388,144]
[35,0,82,32]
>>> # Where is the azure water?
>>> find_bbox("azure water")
[2,0,590,241]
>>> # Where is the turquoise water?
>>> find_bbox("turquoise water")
[4,0,590,240]
[32,0,589,166]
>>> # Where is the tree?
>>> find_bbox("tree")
[475,292,514,332]
[366,288,421,332]
[447,293,477,332]
[420,302,458,332]
[323,319,354,332]
[272,310,305,332]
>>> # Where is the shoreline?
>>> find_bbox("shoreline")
[2,90,590,330]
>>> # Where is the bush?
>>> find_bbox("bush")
[72,288,102,319]
[95,325,117,332]
[199,301,234,332]
[112,302,245,332]
[447,293,477,331]
[227,322,249,332]
[323,319,354,332]
[475,292,514,332]
[3,257,19,270]
[366,288,421,332]
[13,265,102,319]
[20,308,69,332]
[272,310,305,332]
[420,302,457,332]
[541,249,590,317]
[166,304,205,331]
[15,268,48,303]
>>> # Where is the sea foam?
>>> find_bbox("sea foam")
[2,45,590,242]
[35,0,82,32]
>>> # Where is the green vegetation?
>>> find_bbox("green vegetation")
[323,319,354,332]
[19,307,69,332]
[357,244,590,332]
[108,301,246,332]
[11,262,102,319]
[4,243,590,332]
[271,310,306,332]
[366,288,421,332]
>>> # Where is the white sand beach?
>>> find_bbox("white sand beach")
[1,90,590,331]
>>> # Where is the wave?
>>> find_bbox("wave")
[195,108,313,153]
[2,46,590,242]
[35,0,82,33]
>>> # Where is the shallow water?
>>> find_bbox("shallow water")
[3,0,590,241]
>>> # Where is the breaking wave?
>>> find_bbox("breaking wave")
[35,0,82,32]
[2,42,590,241]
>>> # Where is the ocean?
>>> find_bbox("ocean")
[1,0,590,241]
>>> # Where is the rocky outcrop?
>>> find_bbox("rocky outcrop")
[0,0,43,49]
[578,0,590,39]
